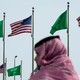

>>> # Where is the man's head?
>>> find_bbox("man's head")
[34,35,62,66]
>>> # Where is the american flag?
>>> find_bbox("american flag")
[0,64,4,73]
[0,63,6,73]
[76,16,80,26]
[8,16,32,37]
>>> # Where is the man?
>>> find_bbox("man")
[30,36,80,80]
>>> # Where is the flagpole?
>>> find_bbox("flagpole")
[14,55,17,80]
[20,60,22,80]
[3,12,5,80]
[31,7,34,74]
[67,2,69,56]
[5,58,7,80]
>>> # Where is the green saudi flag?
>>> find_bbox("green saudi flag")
[50,10,67,35]
[7,65,21,77]
[0,20,3,37]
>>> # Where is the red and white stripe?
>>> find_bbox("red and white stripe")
[8,20,31,37]
[0,68,3,73]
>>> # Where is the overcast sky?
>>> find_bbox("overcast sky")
[0,0,80,80]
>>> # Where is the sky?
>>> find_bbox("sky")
[0,0,80,80]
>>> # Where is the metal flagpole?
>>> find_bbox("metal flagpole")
[67,2,70,56]
[20,60,22,80]
[3,12,5,80]
[31,7,34,74]
[5,58,7,80]
[14,55,17,80]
